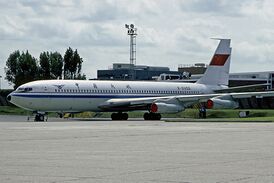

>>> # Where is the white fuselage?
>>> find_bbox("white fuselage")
[9,80,222,113]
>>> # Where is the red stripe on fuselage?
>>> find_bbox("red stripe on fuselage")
[210,54,230,66]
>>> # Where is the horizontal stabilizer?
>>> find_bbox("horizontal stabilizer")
[214,83,270,93]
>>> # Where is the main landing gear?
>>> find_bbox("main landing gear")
[143,112,161,120]
[110,112,162,121]
[111,112,128,120]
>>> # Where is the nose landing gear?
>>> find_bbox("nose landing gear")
[28,112,48,122]
[35,114,45,122]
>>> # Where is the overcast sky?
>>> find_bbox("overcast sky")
[1,0,274,89]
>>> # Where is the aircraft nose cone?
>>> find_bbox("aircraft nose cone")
[7,94,11,102]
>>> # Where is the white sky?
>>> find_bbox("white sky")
[1,0,274,89]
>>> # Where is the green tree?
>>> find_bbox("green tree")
[5,48,85,89]
[64,47,85,79]
[38,51,63,79]
[64,47,74,79]
[39,51,51,79]
[73,49,86,79]
[49,52,63,79]
[5,50,20,86]
[5,50,39,89]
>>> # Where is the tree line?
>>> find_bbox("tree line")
[5,47,86,89]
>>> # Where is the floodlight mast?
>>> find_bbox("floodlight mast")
[0,75,2,90]
[125,24,137,66]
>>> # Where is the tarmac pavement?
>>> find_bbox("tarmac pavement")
[0,115,274,182]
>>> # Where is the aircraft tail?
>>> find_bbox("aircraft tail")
[196,39,232,86]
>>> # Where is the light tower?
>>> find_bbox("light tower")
[125,24,137,66]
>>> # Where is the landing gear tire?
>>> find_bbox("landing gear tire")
[143,112,161,120]
[144,112,150,120]
[111,113,117,120]
[122,113,128,120]
[35,114,45,122]
[155,113,161,120]
[111,113,128,120]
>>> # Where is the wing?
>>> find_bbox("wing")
[98,91,274,112]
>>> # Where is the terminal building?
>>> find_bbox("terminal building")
[178,63,207,75]
[228,71,274,89]
[97,63,182,80]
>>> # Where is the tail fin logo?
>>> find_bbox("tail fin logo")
[210,54,230,66]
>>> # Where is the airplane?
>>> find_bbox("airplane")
[7,39,274,121]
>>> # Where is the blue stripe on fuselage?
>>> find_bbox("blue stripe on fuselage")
[11,93,160,98]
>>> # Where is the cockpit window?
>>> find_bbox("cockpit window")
[17,87,33,92]
[18,88,25,92]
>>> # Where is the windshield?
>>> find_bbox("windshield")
[16,87,33,93]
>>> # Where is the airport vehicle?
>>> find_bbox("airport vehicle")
[7,39,274,121]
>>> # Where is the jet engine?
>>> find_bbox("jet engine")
[150,103,184,113]
[206,98,239,109]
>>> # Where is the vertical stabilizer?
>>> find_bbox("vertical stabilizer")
[196,39,231,86]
